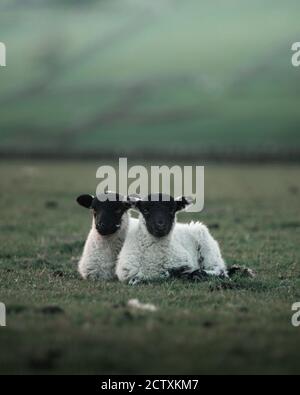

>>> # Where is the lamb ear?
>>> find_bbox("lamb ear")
[77,194,94,209]
[175,196,193,211]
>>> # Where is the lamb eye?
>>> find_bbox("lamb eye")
[143,208,149,215]
[115,208,122,214]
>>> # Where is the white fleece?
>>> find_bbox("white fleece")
[116,216,227,284]
[78,212,138,280]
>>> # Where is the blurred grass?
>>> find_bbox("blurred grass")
[0,0,300,156]
[0,160,300,374]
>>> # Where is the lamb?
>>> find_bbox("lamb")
[77,192,137,280]
[116,193,227,285]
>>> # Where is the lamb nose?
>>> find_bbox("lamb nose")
[157,220,165,228]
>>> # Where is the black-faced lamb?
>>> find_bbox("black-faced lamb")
[116,193,227,285]
[77,192,137,280]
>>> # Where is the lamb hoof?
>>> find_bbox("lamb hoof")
[228,265,256,278]
[184,269,210,281]
[128,277,142,286]
[169,266,191,278]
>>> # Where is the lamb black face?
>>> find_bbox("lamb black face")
[135,193,191,238]
[77,193,131,236]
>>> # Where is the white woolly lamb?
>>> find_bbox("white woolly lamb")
[77,192,137,280]
[116,194,227,285]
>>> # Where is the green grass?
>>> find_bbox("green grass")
[1,0,300,154]
[0,161,300,374]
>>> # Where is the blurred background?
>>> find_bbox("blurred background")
[0,0,299,161]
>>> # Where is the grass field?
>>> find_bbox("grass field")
[0,160,300,374]
[1,0,300,155]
